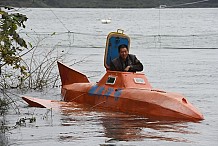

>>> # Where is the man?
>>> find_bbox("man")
[110,44,143,72]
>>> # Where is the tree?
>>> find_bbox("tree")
[0,7,28,76]
[0,7,29,118]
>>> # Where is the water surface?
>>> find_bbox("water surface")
[4,8,218,146]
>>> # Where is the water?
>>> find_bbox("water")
[3,8,218,145]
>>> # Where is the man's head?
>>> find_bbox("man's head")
[118,44,129,60]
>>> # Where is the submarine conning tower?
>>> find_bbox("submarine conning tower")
[99,29,152,89]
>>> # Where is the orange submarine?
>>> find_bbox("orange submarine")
[22,30,204,121]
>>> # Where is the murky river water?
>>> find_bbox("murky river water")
[2,8,218,145]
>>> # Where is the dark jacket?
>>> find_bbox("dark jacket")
[110,54,143,72]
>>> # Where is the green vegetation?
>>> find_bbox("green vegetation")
[0,7,28,76]
[0,7,28,115]
[0,7,62,91]
[0,0,218,8]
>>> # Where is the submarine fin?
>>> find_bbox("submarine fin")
[57,61,89,85]
[22,96,68,109]
[22,96,54,108]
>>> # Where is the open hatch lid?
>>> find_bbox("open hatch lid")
[104,29,130,70]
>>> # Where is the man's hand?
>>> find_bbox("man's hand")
[124,66,131,71]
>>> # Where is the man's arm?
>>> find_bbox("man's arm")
[129,55,143,72]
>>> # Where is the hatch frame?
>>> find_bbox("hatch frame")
[104,29,130,70]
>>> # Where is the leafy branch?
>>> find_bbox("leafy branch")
[0,7,28,75]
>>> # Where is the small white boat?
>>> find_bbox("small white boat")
[101,18,111,24]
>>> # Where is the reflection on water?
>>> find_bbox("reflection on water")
[59,103,198,144]
[101,115,192,142]
[0,132,8,146]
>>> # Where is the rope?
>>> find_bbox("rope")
[161,0,209,8]
[90,100,106,109]
[19,31,218,38]
[159,0,209,8]
[49,8,70,33]
[20,31,107,37]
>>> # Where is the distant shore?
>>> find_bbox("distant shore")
[1,0,218,8]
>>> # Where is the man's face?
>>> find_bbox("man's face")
[119,47,129,60]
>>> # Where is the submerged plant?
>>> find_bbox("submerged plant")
[14,117,36,128]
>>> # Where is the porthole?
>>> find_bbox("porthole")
[106,76,116,85]
[134,78,145,84]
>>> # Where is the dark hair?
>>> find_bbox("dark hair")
[118,44,128,53]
